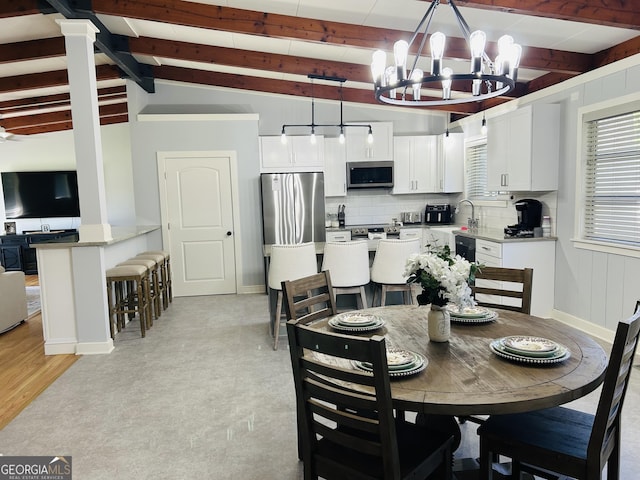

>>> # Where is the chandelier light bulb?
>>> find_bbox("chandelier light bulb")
[385,66,398,98]
[393,40,409,80]
[497,35,514,56]
[430,32,446,75]
[371,50,387,84]
[469,30,486,74]
[411,68,424,100]
[370,0,521,107]
[310,128,316,145]
[281,129,287,144]
[481,115,488,135]
[367,127,374,145]
[441,67,453,100]
[509,44,522,78]
[339,127,345,144]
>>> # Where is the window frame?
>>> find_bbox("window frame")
[574,91,640,259]
[464,135,509,207]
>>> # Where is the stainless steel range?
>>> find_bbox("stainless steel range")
[350,225,401,249]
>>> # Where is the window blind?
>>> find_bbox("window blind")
[584,111,640,246]
[465,140,495,199]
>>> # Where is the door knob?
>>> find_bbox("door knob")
[226,231,232,236]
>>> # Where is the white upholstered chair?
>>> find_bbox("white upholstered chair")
[321,240,370,310]
[0,265,28,334]
[267,243,317,350]
[370,238,420,306]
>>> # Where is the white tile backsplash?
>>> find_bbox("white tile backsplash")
[326,190,558,234]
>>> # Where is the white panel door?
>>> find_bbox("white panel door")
[164,154,236,296]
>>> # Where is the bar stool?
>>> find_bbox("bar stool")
[370,238,420,306]
[118,257,161,322]
[105,264,151,338]
[268,243,318,350]
[321,240,370,310]
[137,251,172,310]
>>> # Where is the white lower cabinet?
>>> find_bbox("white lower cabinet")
[475,238,556,318]
[399,228,423,245]
[326,230,351,242]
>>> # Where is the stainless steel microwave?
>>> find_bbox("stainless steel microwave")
[346,161,394,189]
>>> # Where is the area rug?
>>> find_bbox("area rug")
[26,286,41,317]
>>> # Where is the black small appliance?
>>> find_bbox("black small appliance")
[424,204,453,224]
[504,199,543,238]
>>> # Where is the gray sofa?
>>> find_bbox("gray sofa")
[0,265,28,334]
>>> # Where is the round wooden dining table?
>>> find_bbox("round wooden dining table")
[313,305,608,417]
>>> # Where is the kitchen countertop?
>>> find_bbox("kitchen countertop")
[452,227,557,243]
[326,224,458,232]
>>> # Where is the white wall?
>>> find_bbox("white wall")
[458,55,640,337]
[0,123,136,234]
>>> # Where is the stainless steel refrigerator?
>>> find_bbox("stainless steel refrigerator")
[260,172,326,244]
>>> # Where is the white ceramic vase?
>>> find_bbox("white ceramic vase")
[428,304,451,342]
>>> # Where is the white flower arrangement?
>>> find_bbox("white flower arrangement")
[404,243,482,307]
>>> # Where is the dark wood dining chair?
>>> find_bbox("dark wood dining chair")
[472,266,534,314]
[286,321,454,480]
[477,307,640,480]
[281,271,338,326]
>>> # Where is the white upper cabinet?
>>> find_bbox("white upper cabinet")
[392,135,438,194]
[324,137,347,197]
[437,132,464,193]
[392,133,463,194]
[260,135,325,172]
[486,104,560,191]
[345,122,393,162]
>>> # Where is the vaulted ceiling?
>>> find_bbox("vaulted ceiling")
[1,0,639,138]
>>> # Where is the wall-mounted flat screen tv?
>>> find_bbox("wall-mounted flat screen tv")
[1,171,80,219]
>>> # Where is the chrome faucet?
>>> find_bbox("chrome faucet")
[456,199,478,231]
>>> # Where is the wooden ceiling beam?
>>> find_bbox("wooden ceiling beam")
[10,113,128,135]
[1,102,127,130]
[0,0,41,18]
[154,65,482,115]
[454,0,640,30]
[0,64,122,94]
[593,35,640,68]
[0,86,127,114]
[94,0,590,75]
[0,37,65,63]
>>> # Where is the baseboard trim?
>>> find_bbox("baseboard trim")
[238,285,266,295]
[551,309,615,345]
[44,340,77,355]
[76,340,115,355]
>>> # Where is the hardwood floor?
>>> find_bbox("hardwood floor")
[0,275,78,429]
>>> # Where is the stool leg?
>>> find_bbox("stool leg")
[359,286,368,309]
[106,280,115,339]
[115,281,125,331]
[273,290,283,351]
[160,261,169,310]
[166,258,173,303]
[136,279,147,337]
[152,267,161,319]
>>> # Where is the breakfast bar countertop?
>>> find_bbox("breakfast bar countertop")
[29,225,161,249]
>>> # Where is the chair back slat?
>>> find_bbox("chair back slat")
[282,271,338,325]
[588,309,640,462]
[472,266,533,314]
[287,322,401,479]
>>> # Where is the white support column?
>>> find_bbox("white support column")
[54,19,113,353]
[57,19,112,243]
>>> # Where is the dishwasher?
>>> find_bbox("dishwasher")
[455,235,476,262]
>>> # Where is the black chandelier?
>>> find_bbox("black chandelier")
[371,0,522,107]
[281,74,373,145]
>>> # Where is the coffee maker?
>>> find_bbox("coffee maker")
[504,199,543,238]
